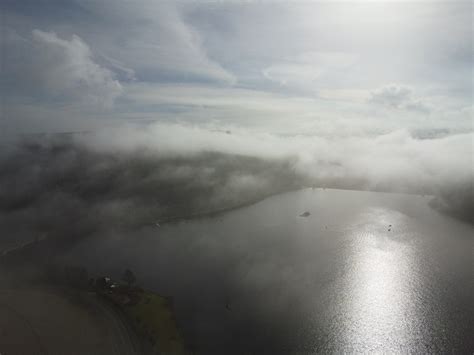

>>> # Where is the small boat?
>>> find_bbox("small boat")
[299,211,311,217]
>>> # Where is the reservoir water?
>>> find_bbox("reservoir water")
[64,188,474,353]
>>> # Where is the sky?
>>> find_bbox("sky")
[1,0,472,136]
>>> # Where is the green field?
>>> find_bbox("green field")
[124,291,186,354]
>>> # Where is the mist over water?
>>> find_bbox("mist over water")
[0,128,471,352]
[59,188,474,353]
[1,124,472,251]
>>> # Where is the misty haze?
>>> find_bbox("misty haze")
[0,1,472,354]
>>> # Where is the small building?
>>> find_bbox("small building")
[96,276,113,290]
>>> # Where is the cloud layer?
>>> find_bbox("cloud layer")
[0,126,471,353]
[1,123,472,252]
[4,29,122,108]
[1,1,471,135]
[369,84,430,113]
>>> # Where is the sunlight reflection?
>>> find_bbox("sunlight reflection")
[341,208,418,351]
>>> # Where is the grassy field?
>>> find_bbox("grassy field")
[124,291,186,354]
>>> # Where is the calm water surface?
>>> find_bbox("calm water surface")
[65,189,474,353]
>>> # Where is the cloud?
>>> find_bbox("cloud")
[0,124,472,253]
[262,52,358,94]
[75,1,235,85]
[59,122,471,206]
[1,1,471,135]
[122,83,462,137]
[3,29,122,108]
[263,63,323,90]
[369,84,431,113]
[32,30,123,107]
[0,135,305,246]
[0,122,472,353]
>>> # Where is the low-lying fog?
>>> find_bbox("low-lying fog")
[0,123,472,251]
[0,123,472,354]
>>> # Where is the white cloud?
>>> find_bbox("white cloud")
[81,122,473,196]
[263,52,358,93]
[3,29,122,108]
[1,0,471,136]
[263,64,323,90]
[76,1,235,84]
[121,83,379,135]
[118,82,469,138]
[31,30,122,108]
[369,84,431,113]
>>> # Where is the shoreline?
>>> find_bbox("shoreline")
[0,185,440,260]
[153,185,435,226]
